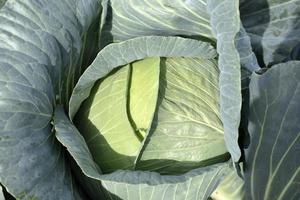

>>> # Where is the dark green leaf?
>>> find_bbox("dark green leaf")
[241,0,300,66]
[245,61,300,200]
[0,0,101,199]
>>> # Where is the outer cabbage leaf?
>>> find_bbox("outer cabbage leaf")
[99,0,214,47]
[0,0,101,199]
[100,0,260,78]
[240,0,300,66]
[245,61,300,200]
[207,0,242,162]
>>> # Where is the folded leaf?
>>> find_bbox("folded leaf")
[207,0,242,162]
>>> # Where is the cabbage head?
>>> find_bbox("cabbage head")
[76,55,229,174]
[2,0,299,199]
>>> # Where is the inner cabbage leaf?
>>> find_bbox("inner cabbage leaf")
[136,57,228,174]
[76,57,160,173]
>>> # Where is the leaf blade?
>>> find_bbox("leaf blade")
[245,61,300,200]
[136,57,228,174]
[207,0,242,162]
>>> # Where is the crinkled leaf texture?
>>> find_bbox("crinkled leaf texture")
[63,36,230,199]
[245,61,300,200]
[0,0,100,199]
[207,0,242,162]
[240,0,300,66]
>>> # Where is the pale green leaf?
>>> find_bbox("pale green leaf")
[129,57,160,138]
[69,36,217,119]
[99,0,249,163]
[76,65,141,173]
[136,57,228,174]
[75,57,161,173]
